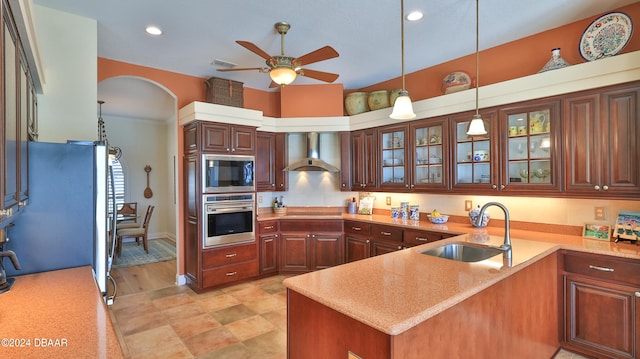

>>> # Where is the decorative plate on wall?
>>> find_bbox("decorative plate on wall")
[579,12,633,61]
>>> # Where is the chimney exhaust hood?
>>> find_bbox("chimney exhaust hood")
[283,132,339,172]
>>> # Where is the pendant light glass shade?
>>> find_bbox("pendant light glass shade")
[467,114,487,135]
[390,0,416,120]
[390,91,415,119]
[270,67,297,85]
[466,0,487,136]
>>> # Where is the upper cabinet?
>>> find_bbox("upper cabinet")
[350,128,377,190]
[183,121,256,156]
[379,125,407,190]
[499,100,561,194]
[1,0,36,223]
[410,118,449,191]
[256,131,287,192]
[564,82,640,198]
[450,109,498,191]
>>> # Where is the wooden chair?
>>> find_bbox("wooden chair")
[116,202,139,229]
[116,205,154,255]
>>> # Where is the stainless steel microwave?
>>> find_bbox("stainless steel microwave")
[202,154,255,193]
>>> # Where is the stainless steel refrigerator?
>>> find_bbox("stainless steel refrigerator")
[5,141,114,303]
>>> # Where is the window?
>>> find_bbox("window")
[108,157,126,213]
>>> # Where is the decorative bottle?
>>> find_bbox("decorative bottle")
[538,48,570,73]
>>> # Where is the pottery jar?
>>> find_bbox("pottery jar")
[345,92,369,115]
[368,90,390,111]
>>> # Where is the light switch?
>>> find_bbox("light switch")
[594,206,605,220]
[465,200,473,211]
[386,196,391,205]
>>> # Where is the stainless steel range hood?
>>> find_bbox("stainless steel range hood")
[283,132,339,172]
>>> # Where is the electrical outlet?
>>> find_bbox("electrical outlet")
[594,206,605,220]
[465,200,473,211]
[386,196,392,205]
[258,195,263,204]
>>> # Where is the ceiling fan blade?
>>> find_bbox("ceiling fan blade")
[236,40,274,61]
[294,46,339,66]
[217,67,268,72]
[299,69,339,83]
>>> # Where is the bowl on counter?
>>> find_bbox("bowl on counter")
[427,214,449,224]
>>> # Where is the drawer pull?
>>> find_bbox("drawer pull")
[225,253,237,258]
[588,265,614,272]
[351,227,362,231]
[264,225,274,230]
[226,271,237,276]
[381,231,392,236]
[415,237,429,241]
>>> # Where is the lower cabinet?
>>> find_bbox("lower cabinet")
[201,242,258,288]
[258,220,279,275]
[370,223,405,256]
[345,220,371,263]
[561,251,640,359]
[279,219,343,273]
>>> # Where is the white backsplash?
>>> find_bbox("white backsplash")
[257,133,640,227]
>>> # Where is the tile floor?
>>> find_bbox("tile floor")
[108,260,588,359]
[109,273,290,358]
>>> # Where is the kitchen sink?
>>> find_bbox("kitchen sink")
[420,242,505,262]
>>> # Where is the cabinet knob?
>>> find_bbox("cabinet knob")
[226,148,231,152]
[231,148,236,152]
[602,185,609,191]
[500,185,505,189]
[397,246,403,249]
[365,240,370,243]
[635,292,640,297]
[594,185,600,191]
[405,184,409,188]
[492,184,497,189]
[271,183,275,187]
[410,184,415,188]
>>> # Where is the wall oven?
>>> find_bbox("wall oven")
[203,193,255,248]
[203,154,254,193]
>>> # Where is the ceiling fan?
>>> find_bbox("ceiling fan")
[217,22,339,87]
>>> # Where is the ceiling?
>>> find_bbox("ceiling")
[34,0,638,120]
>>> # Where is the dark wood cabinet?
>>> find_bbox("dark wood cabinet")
[258,220,278,275]
[410,118,449,191]
[344,220,371,263]
[1,2,35,221]
[379,124,408,190]
[339,132,352,191]
[402,229,450,246]
[370,223,404,256]
[351,128,377,190]
[564,83,640,198]
[561,251,640,358]
[256,132,287,192]
[182,121,258,292]
[279,219,343,273]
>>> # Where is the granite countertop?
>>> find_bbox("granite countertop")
[282,213,640,336]
[0,266,123,359]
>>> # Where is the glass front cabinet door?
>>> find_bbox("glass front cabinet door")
[500,100,560,193]
[379,125,407,190]
[451,110,498,190]
[411,118,448,190]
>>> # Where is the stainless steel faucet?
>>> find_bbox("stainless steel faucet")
[476,202,512,259]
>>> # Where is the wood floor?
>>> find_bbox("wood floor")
[109,259,177,296]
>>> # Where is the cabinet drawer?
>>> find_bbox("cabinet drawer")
[344,221,371,237]
[403,230,443,246]
[258,220,278,234]
[370,224,403,242]
[280,219,342,233]
[563,251,640,286]
[202,261,258,288]
[202,242,257,269]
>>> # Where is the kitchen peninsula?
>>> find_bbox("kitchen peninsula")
[283,214,640,358]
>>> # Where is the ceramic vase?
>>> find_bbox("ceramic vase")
[538,48,571,73]
[367,90,390,111]
[344,92,369,115]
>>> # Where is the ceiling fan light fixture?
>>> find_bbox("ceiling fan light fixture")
[270,67,297,85]
[390,91,415,119]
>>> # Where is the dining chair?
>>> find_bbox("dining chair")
[116,205,155,255]
[116,202,139,229]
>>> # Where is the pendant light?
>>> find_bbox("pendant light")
[390,0,416,120]
[466,0,487,135]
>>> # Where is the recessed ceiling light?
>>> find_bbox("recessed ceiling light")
[406,10,423,22]
[145,25,162,36]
